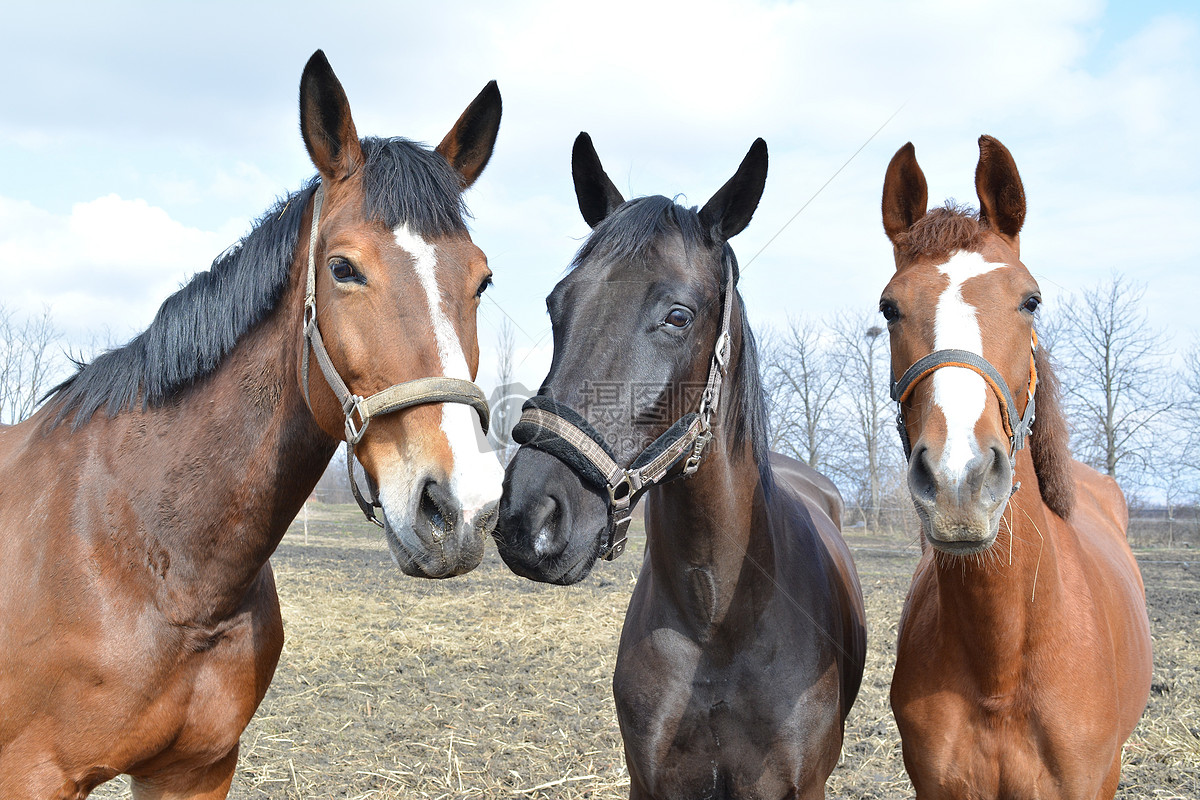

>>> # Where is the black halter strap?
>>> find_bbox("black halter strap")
[512,251,736,561]
[300,183,492,526]
[890,331,1038,464]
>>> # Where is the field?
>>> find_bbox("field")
[94,503,1199,799]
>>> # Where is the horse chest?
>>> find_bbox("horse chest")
[615,620,842,798]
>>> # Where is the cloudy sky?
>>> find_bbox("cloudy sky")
[2,0,1197,392]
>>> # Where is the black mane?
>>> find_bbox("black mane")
[49,137,467,428]
[572,196,772,490]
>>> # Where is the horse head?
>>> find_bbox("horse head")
[299,51,504,577]
[880,136,1040,555]
[495,133,767,584]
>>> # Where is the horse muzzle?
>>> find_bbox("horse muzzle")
[908,440,1012,555]
[379,472,499,579]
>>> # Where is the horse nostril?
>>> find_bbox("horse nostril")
[419,479,458,541]
[908,444,937,506]
[530,495,561,558]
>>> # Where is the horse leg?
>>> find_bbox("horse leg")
[1095,752,1123,800]
[129,747,238,800]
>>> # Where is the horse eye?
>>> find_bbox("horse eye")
[476,274,493,298]
[1022,295,1041,314]
[880,300,900,323]
[329,259,359,283]
[663,308,693,328]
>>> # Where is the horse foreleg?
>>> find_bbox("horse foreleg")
[1095,752,1123,800]
[129,747,238,800]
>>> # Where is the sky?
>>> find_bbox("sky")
[1,0,1197,394]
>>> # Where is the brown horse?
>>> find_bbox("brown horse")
[879,136,1152,799]
[495,134,866,798]
[0,51,503,799]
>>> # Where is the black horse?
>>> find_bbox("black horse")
[495,133,866,799]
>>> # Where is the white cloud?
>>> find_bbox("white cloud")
[0,194,244,341]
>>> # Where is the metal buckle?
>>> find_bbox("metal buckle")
[608,471,641,508]
[603,509,632,561]
[683,429,712,477]
[344,396,369,445]
[714,330,731,371]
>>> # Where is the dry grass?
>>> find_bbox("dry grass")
[91,504,1199,799]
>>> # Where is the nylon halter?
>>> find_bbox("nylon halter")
[890,328,1039,467]
[301,183,491,526]
[511,252,736,561]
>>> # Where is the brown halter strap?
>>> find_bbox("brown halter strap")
[300,183,491,526]
[890,329,1038,464]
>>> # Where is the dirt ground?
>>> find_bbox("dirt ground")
[92,503,1199,799]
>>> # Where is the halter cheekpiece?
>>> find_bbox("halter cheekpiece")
[511,249,737,561]
[301,183,492,526]
[891,329,1039,467]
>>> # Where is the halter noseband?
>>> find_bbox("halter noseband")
[301,183,492,527]
[511,251,736,561]
[891,329,1038,465]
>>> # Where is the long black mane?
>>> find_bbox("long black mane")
[572,195,773,491]
[49,137,467,429]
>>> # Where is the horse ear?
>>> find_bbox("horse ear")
[299,50,364,182]
[975,135,1025,247]
[699,138,768,241]
[881,142,928,244]
[572,132,625,228]
[436,81,502,189]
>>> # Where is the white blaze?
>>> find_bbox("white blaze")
[931,251,1009,480]
[384,225,503,527]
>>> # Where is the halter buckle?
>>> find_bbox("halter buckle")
[344,396,369,445]
[608,471,642,509]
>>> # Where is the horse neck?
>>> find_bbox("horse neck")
[931,450,1064,689]
[89,237,334,624]
[643,390,772,640]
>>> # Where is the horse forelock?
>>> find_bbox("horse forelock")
[892,202,986,264]
[48,138,470,430]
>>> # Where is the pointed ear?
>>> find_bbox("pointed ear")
[299,50,363,182]
[436,80,502,189]
[975,134,1025,247]
[881,142,927,243]
[571,132,625,228]
[698,138,768,242]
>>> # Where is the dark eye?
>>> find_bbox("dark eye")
[880,300,900,323]
[476,274,493,298]
[1022,295,1041,314]
[330,258,359,283]
[663,307,693,328]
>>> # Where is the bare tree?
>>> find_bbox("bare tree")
[490,317,518,465]
[829,310,897,529]
[760,317,843,473]
[0,304,61,424]
[1046,274,1173,489]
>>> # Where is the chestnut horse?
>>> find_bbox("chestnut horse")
[496,134,866,798]
[0,52,503,798]
[879,136,1152,799]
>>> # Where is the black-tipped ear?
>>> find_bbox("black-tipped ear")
[436,80,502,189]
[572,132,625,228]
[698,138,768,242]
[881,142,928,243]
[299,50,363,182]
[975,135,1025,245]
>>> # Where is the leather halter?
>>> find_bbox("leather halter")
[511,251,736,561]
[301,183,491,526]
[891,329,1038,464]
